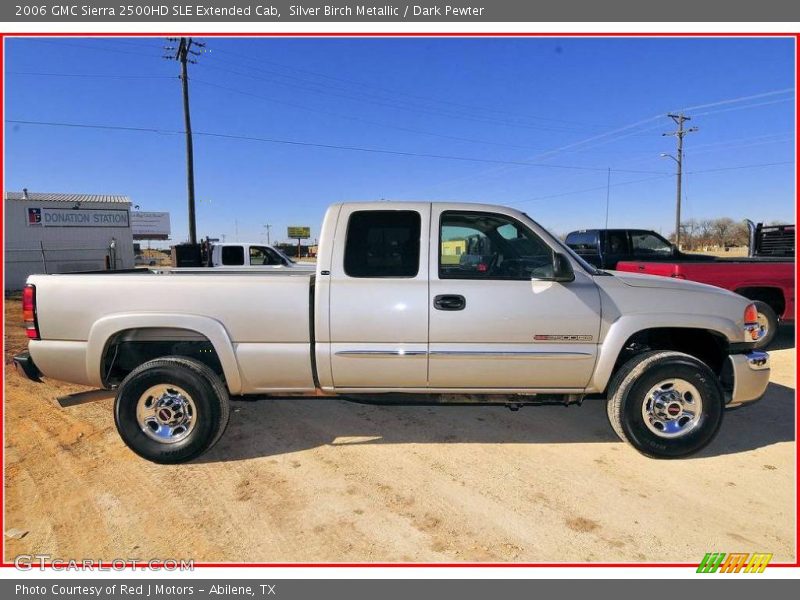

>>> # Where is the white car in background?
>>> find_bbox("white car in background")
[207,242,315,270]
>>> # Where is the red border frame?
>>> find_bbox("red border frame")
[0,29,797,571]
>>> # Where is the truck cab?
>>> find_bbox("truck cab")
[565,229,677,270]
[208,242,313,270]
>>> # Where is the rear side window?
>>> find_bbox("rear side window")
[221,246,245,266]
[605,232,629,255]
[344,210,421,278]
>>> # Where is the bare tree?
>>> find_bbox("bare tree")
[712,217,736,248]
[697,219,714,249]
[681,218,699,250]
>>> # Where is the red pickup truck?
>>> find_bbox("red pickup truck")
[565,223,794,349]
[615,259,794,348]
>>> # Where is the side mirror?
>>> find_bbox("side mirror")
[532,252,575,282]
[552,252,575,282]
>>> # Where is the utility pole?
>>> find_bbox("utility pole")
[662,113,698,249]
[604,167,612,229]
[165,37,204,246]
[263,224,272,245]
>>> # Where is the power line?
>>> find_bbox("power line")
[4,67,593,152]
[5,118,670,174]
[691,97,794,118]
[199,61,598,134]
[685,161,794,174]
[512,174,674,206]
[678,88,794,113]
[20,38,163,58]
[403,86,794,196]
[191,77,548,152]
[7,71,175,80]
[210,45,601,130]
[511,160,792,206]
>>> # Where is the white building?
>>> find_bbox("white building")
[4,190,136,290]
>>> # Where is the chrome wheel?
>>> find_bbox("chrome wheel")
[641,378,703,438]
[756,311,770,341]
[135,384,197,444]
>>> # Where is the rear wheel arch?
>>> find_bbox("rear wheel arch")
[87,314,242,394]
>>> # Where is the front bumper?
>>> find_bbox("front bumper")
[726,350,769,408]
[13,351,42,383]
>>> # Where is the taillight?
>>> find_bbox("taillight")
[22,284,39,340]
[744,303,760,342]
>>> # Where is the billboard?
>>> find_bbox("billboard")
[27,207,129,228]
[287,226,311,239]
[131,211,171,240]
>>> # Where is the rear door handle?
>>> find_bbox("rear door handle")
[434,294,466,311]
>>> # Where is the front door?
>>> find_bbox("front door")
[328,204,430,389]
[428,207,602,390]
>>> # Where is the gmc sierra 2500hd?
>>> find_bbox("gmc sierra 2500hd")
[14,202,770,463]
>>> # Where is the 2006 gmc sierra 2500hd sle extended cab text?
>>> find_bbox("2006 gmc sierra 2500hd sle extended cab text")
[14,202,770,463]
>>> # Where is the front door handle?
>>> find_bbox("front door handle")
[434,294,466,311]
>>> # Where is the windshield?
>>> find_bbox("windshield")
[272,247,296,264]
[522,213,605,276]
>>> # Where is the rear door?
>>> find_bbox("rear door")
[327,204,430,388]
[428,207,602,390]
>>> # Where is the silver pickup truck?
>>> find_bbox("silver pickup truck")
[15,202,770,463]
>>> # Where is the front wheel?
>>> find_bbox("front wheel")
[114,356,230,464]
[606,351,724,458]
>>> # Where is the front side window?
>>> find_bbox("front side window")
[439,211,554,280]
[631,232,673,256]
[344,210,421,278]
[249,246,282,266]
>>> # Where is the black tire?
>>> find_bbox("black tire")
[606,351,724,459]
[114,356,230,464]
[752,300,778,350]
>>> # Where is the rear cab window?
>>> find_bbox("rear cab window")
[221,246,245,266]
[565,231,599,254]
[344,210,421,278]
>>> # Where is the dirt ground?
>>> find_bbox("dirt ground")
[3,297,795,564]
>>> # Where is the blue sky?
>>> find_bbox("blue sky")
[4,36,796,244]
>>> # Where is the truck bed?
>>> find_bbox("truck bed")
[27,270,317,393]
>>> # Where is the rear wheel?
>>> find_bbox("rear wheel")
[114,356,230,464]
[606,351,724,458]
[752,300,778,349]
